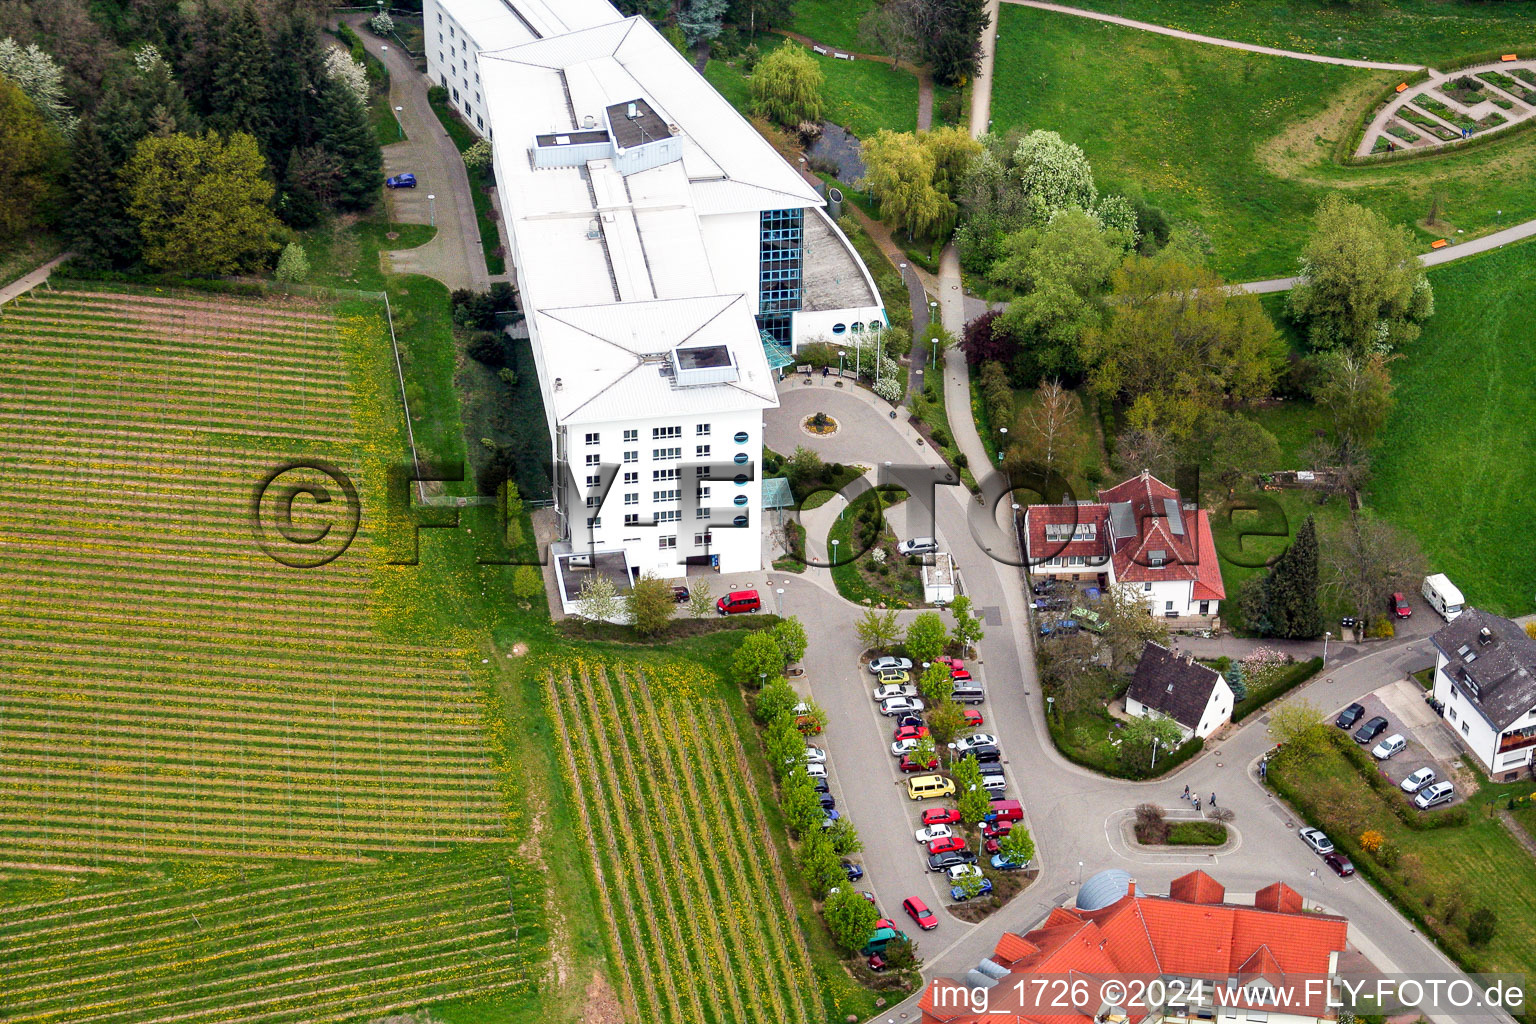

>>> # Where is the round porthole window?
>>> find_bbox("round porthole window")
[734,495,748,506]
[851,322,865,333]
[869,320,883,331]
[734,431,749,444]
[733,515,748,527]
[734,474,749,485]
[832,323,847,335]
[733,452,748,465]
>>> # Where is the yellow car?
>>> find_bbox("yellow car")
[907,774,956,800]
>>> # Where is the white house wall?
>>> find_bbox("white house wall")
[1433,654,1501,769]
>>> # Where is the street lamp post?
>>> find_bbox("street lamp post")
[830,538,840,565]
[394,105,403,140]
[1150,736,1160,772]
[838,350,845,377]
[998,426,1008,464]
[1323,630,1332,663]
[427,194,436,227]
[930,337,939,370]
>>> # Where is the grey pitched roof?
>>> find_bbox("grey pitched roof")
[1431,607,1536,730]
[1126,642,1223,731]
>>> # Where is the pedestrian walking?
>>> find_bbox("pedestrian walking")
[1194,798,1201,812]
[1210,793,1217,808]
[1183,785,1190,799]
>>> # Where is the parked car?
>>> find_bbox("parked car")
[976,761,1005,778]
[987,799,1024,823]
[1391,591,1412,619]
[811,777,829,794]
[915,824,954,844]
[967,744,1001,764]
[893,724,929,744]
[1371,734,1407,760]
[903,896,939,931]
[897,537,938,556]
[1415,781,1455,809]
[803,745,827,764]
[1299,827,1334,855]
[875,667,912,685]
[1039,619,1079,636]
[385,172,417,188]
[873,682,920,701]
[803,762,827,779]
[880,696,925,717]
[927,836,967,856]
[817,792,835,810]
[907,774,956,800]
[842,860,864,881]
[1323,852,1355,877]
[979,819,1012,840]
[922,808,962,829]
[868,656,914,674]
[671,585,691,603]
[898,754,940,773]
[716,589,761,615]
[991,853,1028,871]
[962,709,985,729]
[928,849,977,872]
[951,876,993,902]
[1353,716,1389,744]
[979,774,1007,793]
[954,733,997,753]
[820,810,840,829]
[892,737,921,758]
[1400,767,1437,793]
[1335,703,1365,729]
[896,715,925,731]
[947,864,992,901]
[936,656,972,681]
[1033,596,1069,611]
[867,953,888,972]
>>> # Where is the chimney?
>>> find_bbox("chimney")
[1127,877,1138,898]
[1479,627,1493,645]
[1184,651,1195,666]
[554,377,563,391]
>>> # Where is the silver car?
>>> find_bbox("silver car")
[1299,827,1334,855]
[879,696,925,717]
[867,656,914,674]
[1400,766,1436,793]
[873,683,920,701]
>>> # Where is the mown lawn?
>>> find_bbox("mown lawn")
[789,0,875,52]
[1368,240,1536,616]
[1057,0,1536,66]
[992,4,1536,280]
[706,45,920,138]
[1211,488,1351,632]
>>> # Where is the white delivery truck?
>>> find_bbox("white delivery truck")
[1422,573,1465,622]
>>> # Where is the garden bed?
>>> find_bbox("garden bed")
[1398,105,1461,140]
[1479,71,1536,103]
[827,488,925,606]
[945,865,1035,923]
[1418,94,1505,133]
[1384,120,1422,143]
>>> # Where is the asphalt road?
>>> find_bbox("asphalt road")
[765,381,1489,1024]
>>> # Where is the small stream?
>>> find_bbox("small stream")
[805,122,865,183]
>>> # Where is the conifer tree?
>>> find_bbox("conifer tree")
[207,1,271,141]
[63,119,139,268]
[1263,515,1323,639]
[316,73,381,211]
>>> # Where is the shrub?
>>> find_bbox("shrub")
[368,11,394,35]
[274,242,309,283]
[428,85,448,104]
[463,139,493,172]
[1467,906,1497,947]
[467,330,507,366]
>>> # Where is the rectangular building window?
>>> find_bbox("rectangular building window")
[653,469,678,482]
[694,532,713,546]
[440,31,445,41]
[656,510,680,523]
[623,471,638,484]
[585,474,601,487]
[624,513,640,526]
[623,429,638,442]
[449,24,454,36]
[586,516,601,528]
[696,445,711,458]
[696,507,712,520]
[659,536,677,550]
[585,496,600,508]
[696,423,711,436]
[653,447,681,461]
[623,493,638,505]
[585,453,600,467]
[652,426,682,440]
[476,115,483,129]
[653,489,679,502]
[623,451,638,463]
[696,486,711,499]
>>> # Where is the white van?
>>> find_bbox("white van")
[1422,573,1464,622]
[1415,781,1455,809]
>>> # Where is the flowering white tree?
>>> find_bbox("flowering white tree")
[1012,129,1097,224]
[369,11,395,36]
[0,38,76,134]
[325,47,369,104]
[872,376,903,402]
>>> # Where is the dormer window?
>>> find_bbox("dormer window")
[1149,550,1166,568]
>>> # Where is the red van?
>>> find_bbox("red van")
[986,799,1023,824]
[716,589,761,615]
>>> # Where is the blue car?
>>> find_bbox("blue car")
[1039,619,1079,637]
[990,854,1027,871]
[951,877,994,901]
[842,860,864,881]
[385,173,417,189]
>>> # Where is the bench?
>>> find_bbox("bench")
[813,45,828,55]
[1502,54,1518,62]
[1430,239,1449,249]
[1395,82,1409,93]
[834,52,854,60]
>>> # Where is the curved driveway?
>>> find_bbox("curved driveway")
[766,381,1479,1024]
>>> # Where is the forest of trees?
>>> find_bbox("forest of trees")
[0,0,383,275]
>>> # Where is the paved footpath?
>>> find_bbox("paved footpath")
[1001,0,1422,71]
[0,254,71,307]
[343,13,490,292]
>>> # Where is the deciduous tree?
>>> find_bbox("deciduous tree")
[827,817,862,856]
[1319,512,1426,631]
[0,79,61,240]
[765,712,805,778]
[955,755,991,824]
[732,630,785,686]
[823,886,880,952]
[904,612,948,665]
[754,676,799,724]
[772,616,808,665]
[918,662,954,707]
[781,769,823,836]
[948,595,986,653]
[859,129,954,239]
[797,829,844,898]
[953,867,987,900]
[574,573,620,627]
[856,608,902,652]
[1287,193,1433,352]
[1017,379,1078,480]
[1310,349,1396,450]
[626,573,674,638]
[1198,412,1281,499]
[926,699,967,748]
[511,565,543,608]
[1119,713,1184,772]
[1100,584,1168,674]
[687,577,714,618]
[750,43,823,127]
[1012,130,1097,223]
[998,826,1035,867]
[274,241,309,282]
[1084,257,1284,441]
[1269,699,1328,756]
[0,37,76,134]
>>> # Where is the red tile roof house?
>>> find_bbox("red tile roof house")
[1023,471,1225,626]
[919,870,1349,1024]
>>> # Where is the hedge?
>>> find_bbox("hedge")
[1231,657,1324,723]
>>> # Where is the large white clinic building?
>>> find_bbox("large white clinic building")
[423,0,887,579]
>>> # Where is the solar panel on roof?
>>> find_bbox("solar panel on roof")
[1165,498,1185,535]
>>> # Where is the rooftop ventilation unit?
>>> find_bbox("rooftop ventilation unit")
[583,114,596,129]
[586,219,601,239]
[1480,626,1494,645]
[626,102,637,118]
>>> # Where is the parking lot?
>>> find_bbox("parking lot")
[1332,679,1471,805]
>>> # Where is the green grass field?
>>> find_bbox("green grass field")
[788,0,875,52]
[1369,241,1536,616]
[1055,0,1536,66]
[992,4,1536,279]
[706,45,920,138]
